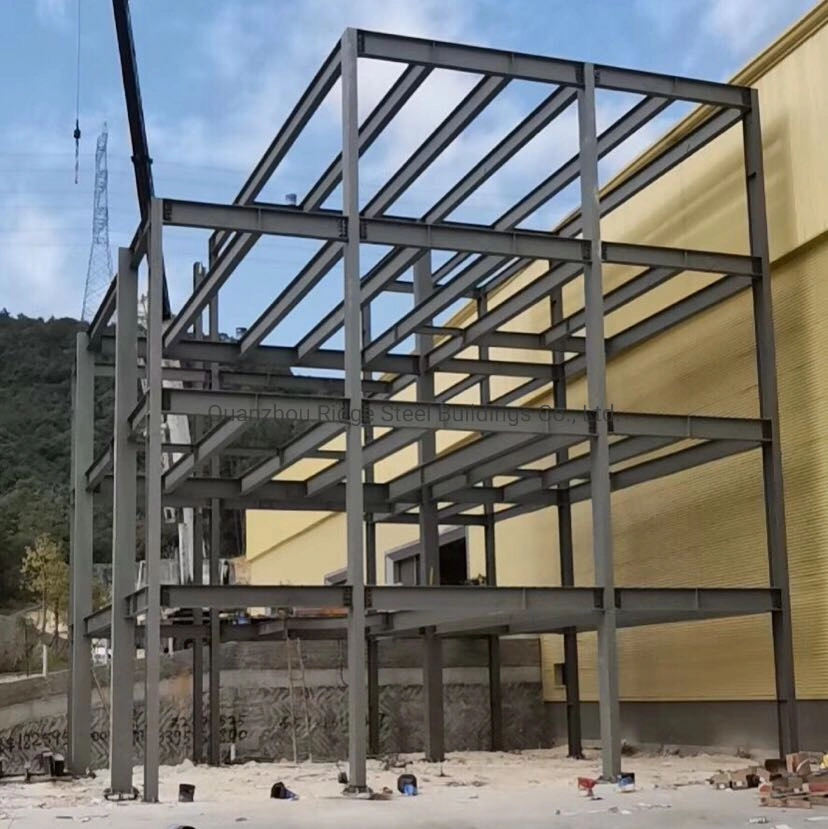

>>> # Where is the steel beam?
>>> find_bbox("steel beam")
[107,332,557,382]
[163,198,589,264]
[306,428,422,496]
[541,267,680,348]
[164,390,597,437]
[295,87,584,361]
[364,257,527,365]
[425,106,745,375]
[503,435,676,502]
[108,248,138,794]
[86,443,113,491]
[210,40,341,257]
[430,95,670,287]
[69,331,94,775]
[238,66,433,357]
[388,433,554,504]
[305,64,432,210]
[384,587,780,636]
[164,418,246,493]
[430,434,582,500]
[356,30,750,107]
[602,242,758,277]
[87,277,117,349]
[84,606,112,638]
[238,422,342,496]
[560,107,744,239]
[497,437,760,525]
[570,439,757,501]
[743,90,798,754]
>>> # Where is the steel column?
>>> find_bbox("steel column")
[579,65,620,781]
[142,198,164,802]
[208,279,221,767]
[192,504,204,764]
[551,289,583,758]
[362,303,381,758]
[191,262,205,765]
[342,28,368,791]
[478,293,503,751]
[415,251,445,762]
[108,249,139,792]
[743,90,798,755]
[69,331,94,775]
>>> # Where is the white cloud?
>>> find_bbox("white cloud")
[636,0,810,68]
[700,0,792,54]
[147,0,480,177]
[35,0,71,27]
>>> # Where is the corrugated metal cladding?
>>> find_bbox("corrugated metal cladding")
[246,9,828,703]
[542,237,828,701]
[539,11,828,702]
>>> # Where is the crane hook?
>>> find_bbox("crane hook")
[73,119,81,184]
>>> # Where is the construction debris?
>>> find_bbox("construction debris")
[270,781,298,801]
[755,752,828,809]
[709,765,762,790]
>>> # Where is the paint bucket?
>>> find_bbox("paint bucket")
[178,783,195,802]
[397,773,418,794]
[617,773,635,793]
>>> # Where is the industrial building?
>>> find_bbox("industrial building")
[69,2,828,805]
[247,5,828,749]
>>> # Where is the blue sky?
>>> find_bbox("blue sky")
[0,0,816,351]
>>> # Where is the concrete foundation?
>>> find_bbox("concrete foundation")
[545,699,827,755]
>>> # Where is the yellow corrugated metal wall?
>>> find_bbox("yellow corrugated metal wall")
[247,10,828,703]
[541,236,828,701]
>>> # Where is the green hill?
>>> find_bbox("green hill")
[0,310,293,608]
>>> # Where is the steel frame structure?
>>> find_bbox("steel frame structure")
[68,28,798,802]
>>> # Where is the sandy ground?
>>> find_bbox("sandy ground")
[0,748,822,828]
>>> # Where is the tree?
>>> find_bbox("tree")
[20,534,69,643]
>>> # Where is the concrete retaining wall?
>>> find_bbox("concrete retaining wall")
[0,638,549,771]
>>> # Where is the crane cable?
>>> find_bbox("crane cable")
[73,0,82,183]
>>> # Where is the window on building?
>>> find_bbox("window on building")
[553,662,566,687]
[387,529,468,586]
[393,554,420,586]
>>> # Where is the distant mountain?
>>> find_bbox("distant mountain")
[0,311,293,609]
